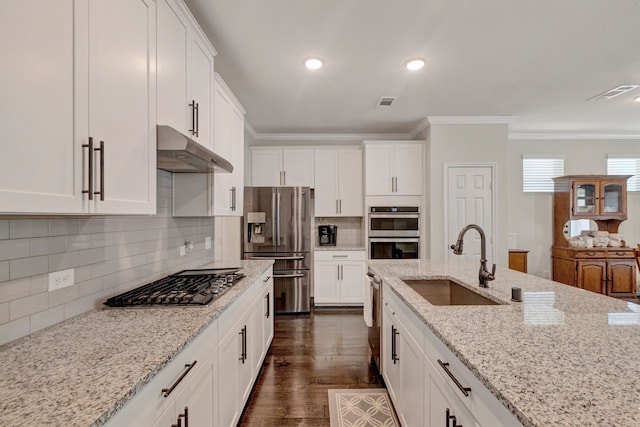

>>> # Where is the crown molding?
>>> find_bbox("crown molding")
[428,116,517,125]
[408,118,431,138]
[251,132,412,141]
[244,120,258,140]
[509,131,640,140]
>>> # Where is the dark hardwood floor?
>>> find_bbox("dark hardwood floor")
[238,309,384,426]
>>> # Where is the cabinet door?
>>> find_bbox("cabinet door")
[577,261,606,294]
[382,307,401,407]
[263,279,274,348]
[238,319,254,405]
[0,0,84,214]
[608,261,636,296]
[251,148,282,186]
[427,358,477,427]
[572,181,599,217]
[314,150,340,216]
[213,83,234,215]
[189,37,214,150]
[600,180,626,218]
[365,145,394,195]
[339,262,364,304]
[252,295,266,374]
[314,262,340,304]
[174,362,213,427]
[283,149,315,187]
[218,328,240,427]
[398,328,424,427]
[393,144,423,196]
[229,107,245,216]
[151,402,177,427]
[88,0,156,214]
[338,149,364,216]
[157,0,188,134]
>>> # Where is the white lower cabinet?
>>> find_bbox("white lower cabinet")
[314,251,365,306]
[382,282,523,427]
[105,267,274,427]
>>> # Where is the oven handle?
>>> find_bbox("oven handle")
[368,238,420,243]
[273,273,305,279]
[368,213,420,219]
[248,255,304,261]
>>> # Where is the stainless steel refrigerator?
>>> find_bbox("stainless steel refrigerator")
[243,187,311,313]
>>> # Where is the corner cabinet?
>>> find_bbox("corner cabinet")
[364,141,423,196]
[314,251,365,306]
[251,148,315,187]
[314,149,363,216]
[0,0,156,215]
[551,175,636,297]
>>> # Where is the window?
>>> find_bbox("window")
[522,155,565,193]
[607,155,640,192]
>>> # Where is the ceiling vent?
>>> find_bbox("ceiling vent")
[377,96,397,107]
[589,85,639,101]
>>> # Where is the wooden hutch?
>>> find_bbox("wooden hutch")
[552,175,636,297]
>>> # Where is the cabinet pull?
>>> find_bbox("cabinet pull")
[82,137,94,200]
[263,275,271,283]
[94,140,104,201]
[332,255,348,258]
[239,325,247,363]
[446,408,462,427]
[391,325,400,364]
[339,199,342,214]
[194,102,199,137]
[586,252,596,256]
[438,359,471,397]
[189,100,196,135]
[232,186,237,211]
[265,292,270,318]
[616,252,626,256]
[178,407,189,427]
[336,199,339,214]
[162,361,197,397]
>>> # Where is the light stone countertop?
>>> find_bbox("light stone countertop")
[0,259,273,427]
[368,258,640,427]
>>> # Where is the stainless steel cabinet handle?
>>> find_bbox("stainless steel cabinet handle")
[230,187,236,210]
[189,100,196,135]
[332,255,348,258]
[82,137,94,200]
[94,140,104,201]
[194,102,199,137]
[438,359,471,397]
[162,361,197,397]
[391,177,394,193]
[282,170,286,185]
[339,199,342,214]
[336,199,339,214]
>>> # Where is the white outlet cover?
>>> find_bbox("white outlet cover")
[179,245,186,256]
[48,268,75,292]
[205,236,212,250]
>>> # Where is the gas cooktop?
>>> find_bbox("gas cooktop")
[103,268,244,307]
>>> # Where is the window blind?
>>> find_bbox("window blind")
[522,156,565,193]
[607,156,640,191]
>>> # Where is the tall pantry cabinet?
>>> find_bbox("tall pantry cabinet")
[0,0,157,215]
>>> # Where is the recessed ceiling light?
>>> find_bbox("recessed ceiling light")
[304,58,324,70]
[405,58,425,71]
[635,96,640,102]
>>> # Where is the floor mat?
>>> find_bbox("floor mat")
[328,388,400,427]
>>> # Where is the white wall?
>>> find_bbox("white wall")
[508,138,640,278]
[425,124,510,266]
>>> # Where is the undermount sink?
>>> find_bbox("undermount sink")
[402,279,499,306]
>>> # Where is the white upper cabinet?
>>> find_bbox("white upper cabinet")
[157,0,215,151]
[314,148,363,216]
[364,141,423,196]
[251,148,314,187]
[0,0,156,215]
[213,74,245,216]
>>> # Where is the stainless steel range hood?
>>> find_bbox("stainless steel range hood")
[156,125,233,173]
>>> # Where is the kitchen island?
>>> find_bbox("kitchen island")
[0,259,273,427]
[369,258,640,427]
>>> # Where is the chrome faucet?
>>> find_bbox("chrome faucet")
[450,224,496,288]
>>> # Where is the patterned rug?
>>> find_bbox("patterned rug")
[328,388,400,427]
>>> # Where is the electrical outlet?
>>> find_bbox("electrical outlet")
[179,245,186,256]
[48,268,75,292]
[205,236,212,250]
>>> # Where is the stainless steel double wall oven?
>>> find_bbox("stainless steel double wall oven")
[368,206,420,259]
[243,187,311,313]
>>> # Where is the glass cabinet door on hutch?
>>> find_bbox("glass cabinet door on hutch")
[573,181,597,215]
[601,181,624,215]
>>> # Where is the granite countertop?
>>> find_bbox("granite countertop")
[314,246,366,251]
[368,259,640,427]
[0,260,273,427]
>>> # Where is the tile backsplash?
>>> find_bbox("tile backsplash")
[0,170,215,346]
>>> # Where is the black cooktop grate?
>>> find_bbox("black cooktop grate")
[103,268,244,307]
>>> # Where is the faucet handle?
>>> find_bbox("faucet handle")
[489,263,496,279]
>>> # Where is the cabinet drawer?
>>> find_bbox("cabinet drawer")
[608,250,634,259]
[574,251,606,259]
[424,326,521,427]
[314,250,366,261]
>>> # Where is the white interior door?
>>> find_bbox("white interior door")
[446,166,494,263]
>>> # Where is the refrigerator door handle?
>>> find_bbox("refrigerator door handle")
[272,190,277,245]
[248,255,304,261]
[276,189,282,246]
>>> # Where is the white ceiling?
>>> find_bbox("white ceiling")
[185,0,640,138]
